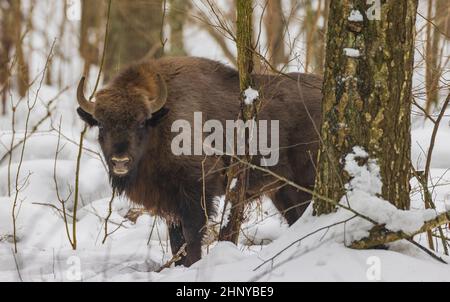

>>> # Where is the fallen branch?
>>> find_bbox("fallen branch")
[350,211,450,254]
[407,239,448,264]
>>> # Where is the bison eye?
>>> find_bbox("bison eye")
[138,120,146,129]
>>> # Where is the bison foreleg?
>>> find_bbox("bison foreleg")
[168,223,187,266]
[180,210,206,267]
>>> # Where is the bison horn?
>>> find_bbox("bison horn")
[146,74,168,115]
[77,76,96,115]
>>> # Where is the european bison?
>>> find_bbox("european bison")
[76,56,322,266]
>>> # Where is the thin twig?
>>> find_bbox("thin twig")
[254,215,357,271]
[11,40,55,253]
[12,248,23,282]
[102,189,116,244]
[155,243,187,272]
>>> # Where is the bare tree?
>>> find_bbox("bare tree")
[168,0,190,56]
[103,0,164,82]
[12,0,29,98]
[80,0,106,76]
[0,1,14,115]
[302,0,329,74]
[424,0,449,113]
[190,1,237,66]
[264,0,286,66]
[219,0,259,244]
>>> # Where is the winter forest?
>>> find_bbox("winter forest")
[0,0,450,282]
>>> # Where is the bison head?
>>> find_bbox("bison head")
[76,74,168,191]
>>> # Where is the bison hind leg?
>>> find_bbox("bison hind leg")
[272,186,311,226]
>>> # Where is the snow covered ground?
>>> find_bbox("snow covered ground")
[1,82,450,282]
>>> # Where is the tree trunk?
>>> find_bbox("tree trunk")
[264,0,285,66]
[103,0,164,82]
[0,1,14,115]
[314,1,418,215]
[302,0,329,74]
[219,0,258,244]
[80,0,105,76]
[425,0,447,113]
[168,0,189,56]
[12,0,29,98]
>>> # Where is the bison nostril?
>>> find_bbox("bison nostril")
[111,157,131,166]
[111,157,132,176]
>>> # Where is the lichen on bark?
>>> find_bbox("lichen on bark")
[314,0,418,215]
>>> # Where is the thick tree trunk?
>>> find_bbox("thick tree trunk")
[314,1,418,214]
[219,0,257,244]
[103,0,163,82]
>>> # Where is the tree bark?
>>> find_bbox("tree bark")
[103,0,164,82]
[314,1,418,214]
[0,1,14,115]
[80,0,105,76]
[302,0,329,74]
[12,0,29,98]
[264,0,285,66]
[425,0,447,113]
[168,0,189,56]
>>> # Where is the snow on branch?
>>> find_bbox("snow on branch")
[343,48,361,58]
[348,10,363,22]
[244,87,259,106]
[341,147,436,234]
[343,147,450,258]
[350,212,450,250]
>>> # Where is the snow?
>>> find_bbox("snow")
[340,147,436,237]
[348,10,364,22]
[243,87,259,106]
[214,196,231,229]
[411,117,450,170]
[344,48,361,58]
[155,206,450,282]
[1,118,449,280]
[229,178,237,190]
[2,125,450,282]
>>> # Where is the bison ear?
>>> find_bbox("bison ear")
[77,107,98,127]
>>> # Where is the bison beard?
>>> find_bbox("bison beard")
[110,169,137,195]
[76,56,322,267]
